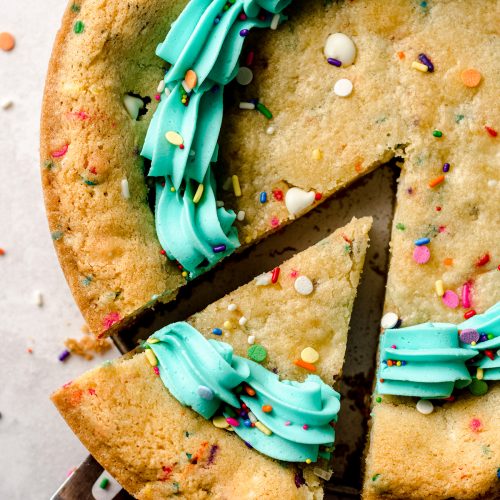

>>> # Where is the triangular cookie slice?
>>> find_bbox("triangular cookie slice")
[52,216,371,498]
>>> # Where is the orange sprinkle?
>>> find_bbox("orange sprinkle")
[460,69,482,88]
[294,359,317,372]
[0,248,5,256]
[397,51,405,60]
[354,162,363,173]
[429,175,445,188]
[0,32,15,51]
[262,405,273,413]
[244,385,256,396]
[444,258,454,266]
[184,69,198,90]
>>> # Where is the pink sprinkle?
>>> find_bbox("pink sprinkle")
[226,417,240,427]
[285,421,291,426]
[461,283,471,308]
[63,380,73,388]
[469,418,482,432]
[391,344,397,349]
[245,50,255,67]
[102,311,121,330]
[51,144,69,158]
[290,269,299,278]
[302,424,309,430]
[154,94,161,101]
[270,216,279,228]
[413,245,431,264]
[153,366,160,376]
[442,290,459,309]
[88,388,96,395]
[438,225,446,233]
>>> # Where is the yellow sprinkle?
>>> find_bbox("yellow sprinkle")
[312,149,323,161]
[193,183,204,204]
[396,361,402,367]
[147,338,160,344]
[232,175,242,197]
[412,61,428,73]
[181,271,188,277]
[170,186,176,192]
[301,347,320,364]
[145,349,158,367]
[212,415,230,429]
[165,131,183,146]
[471,341,477,346]
[255,421,272,436]
[477,368,484,380]
[305,458,312,464]
[435,280,444,297]
[244,236,252,244]
[223,320,233,329]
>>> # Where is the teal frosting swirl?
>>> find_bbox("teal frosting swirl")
[229,362,339,462]
[459,302,500,380]
[147,321,340,463]
[376,323,476,398]
[141,0,291,278]
[149,322,249,418]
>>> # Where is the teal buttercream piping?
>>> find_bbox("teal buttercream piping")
[376,323,476,398]
[459,302,500,381]
[376,301,500,396]
[147,321,340,463]
[141,0,291,278]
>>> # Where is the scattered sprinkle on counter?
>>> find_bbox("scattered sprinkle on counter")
[0,32,15,51]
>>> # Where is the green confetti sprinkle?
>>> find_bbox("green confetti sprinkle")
[469,379,488,396]
[81,276,93,286]
[372,473,381,482]
[256,102,273,120]
[74,20,85,34]
[172,482,180,492]
[248,344,267,363]
[396,223,405,231]
[186,453,192,460]
[99,478,109,489]
[83,178,97,186]
[344,244,352,254]
[455,114,465,123]
[71,3,81,12]
[432,130,443,138]
[375,396,382,403]
[44,160,55,169]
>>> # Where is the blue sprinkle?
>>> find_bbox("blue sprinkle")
[243,419,252,427]
[213,244,226,253]
[197,385,214,400]
[259,191,267,203]
[212,328,222,336]
[415,237,430,246]
[497,468,500,479]
[442,163,450,172]
[240,29,249,37]
[214,16,220,24]
[327,58,341,67]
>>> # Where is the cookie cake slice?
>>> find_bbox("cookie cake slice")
[52,217,372,498]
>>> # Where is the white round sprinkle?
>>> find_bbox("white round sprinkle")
[165,130,183,146]
[164,88,171,97]
[239,316,248,326]
[239,102,255,110]
[333,78,353,97]
[294,276,314,295]
[416,399,434,415]
[121,179,130,199]
[237,210,245,221]
[123,94,144,120]
[157,80,166,93]
[270,13,280,30]
[228,303,237,311]
[380,312,399,330]
[324,33,357,67]
[266,126,275,135]
[236,66,253,86]
[216,200,225,208]
[285,187,315,216]
[197,385,214,400]
[248,335,256,345]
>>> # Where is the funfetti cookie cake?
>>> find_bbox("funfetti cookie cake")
[52,217,372,499]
